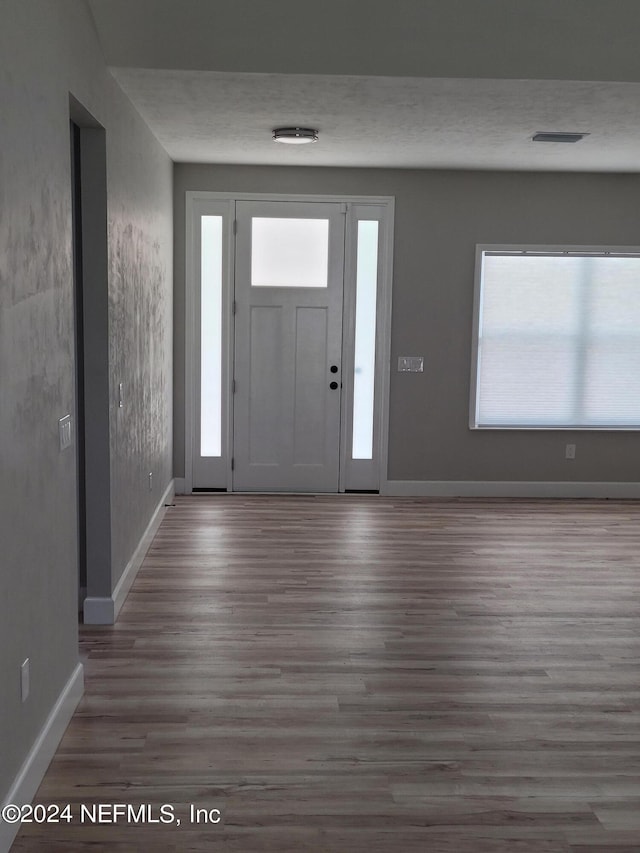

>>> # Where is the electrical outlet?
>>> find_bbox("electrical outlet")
[149,471,153,491]
[565,443,576,460]
[21,658,30,702]
[118,382,124,408]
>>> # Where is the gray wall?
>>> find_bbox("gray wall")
[174,164,640,484]
[0,0,173,801]
[90,0,640,84]
[106,77,174,588]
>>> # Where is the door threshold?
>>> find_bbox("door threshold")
[190,490,380,497]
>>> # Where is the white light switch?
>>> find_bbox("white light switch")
[398,356,424,373]
[58,415,72,451]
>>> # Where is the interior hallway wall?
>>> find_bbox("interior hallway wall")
[0,0,173,801]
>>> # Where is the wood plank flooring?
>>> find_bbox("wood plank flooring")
[11,495,640,852]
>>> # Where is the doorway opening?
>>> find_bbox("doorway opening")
[186,193,394,494]
[69,120,86,610]
[69,97,112,622]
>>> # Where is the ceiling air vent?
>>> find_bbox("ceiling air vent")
[532,132,589,143]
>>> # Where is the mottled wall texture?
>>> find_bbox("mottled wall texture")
[174,164,640,485]
[0,0,173,802]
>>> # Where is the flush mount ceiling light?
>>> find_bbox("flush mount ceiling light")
[532,131,590,143]
[272,127,318,145]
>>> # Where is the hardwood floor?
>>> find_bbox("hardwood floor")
[11,495,640,852]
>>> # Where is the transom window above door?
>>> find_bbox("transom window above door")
[251,217,329,288]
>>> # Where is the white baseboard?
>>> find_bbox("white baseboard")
[382,480,640,498]
[84,479,174,625]
[173,477,188,495]
[1,663,84,853]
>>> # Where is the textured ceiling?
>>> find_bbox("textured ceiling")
[111,69,640,171]
[87,0,640,171]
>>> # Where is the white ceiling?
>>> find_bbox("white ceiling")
[111,69,640,171]
[88,0,640,172]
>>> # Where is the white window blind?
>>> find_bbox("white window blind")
[472,250,640,429]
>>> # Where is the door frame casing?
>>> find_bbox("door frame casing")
[184,191,395,494]
[69,96,113,620]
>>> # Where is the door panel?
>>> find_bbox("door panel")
[248,305,283,465]
[293,307,330,465]
[233,201,345,492]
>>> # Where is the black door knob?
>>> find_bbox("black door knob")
[330,365,339,373]
[329,381,339,390]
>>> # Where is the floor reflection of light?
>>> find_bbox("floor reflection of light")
[332,503,384,630]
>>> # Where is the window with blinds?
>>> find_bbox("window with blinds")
[470,248,640,429]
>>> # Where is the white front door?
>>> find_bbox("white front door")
[233,201,345,492]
